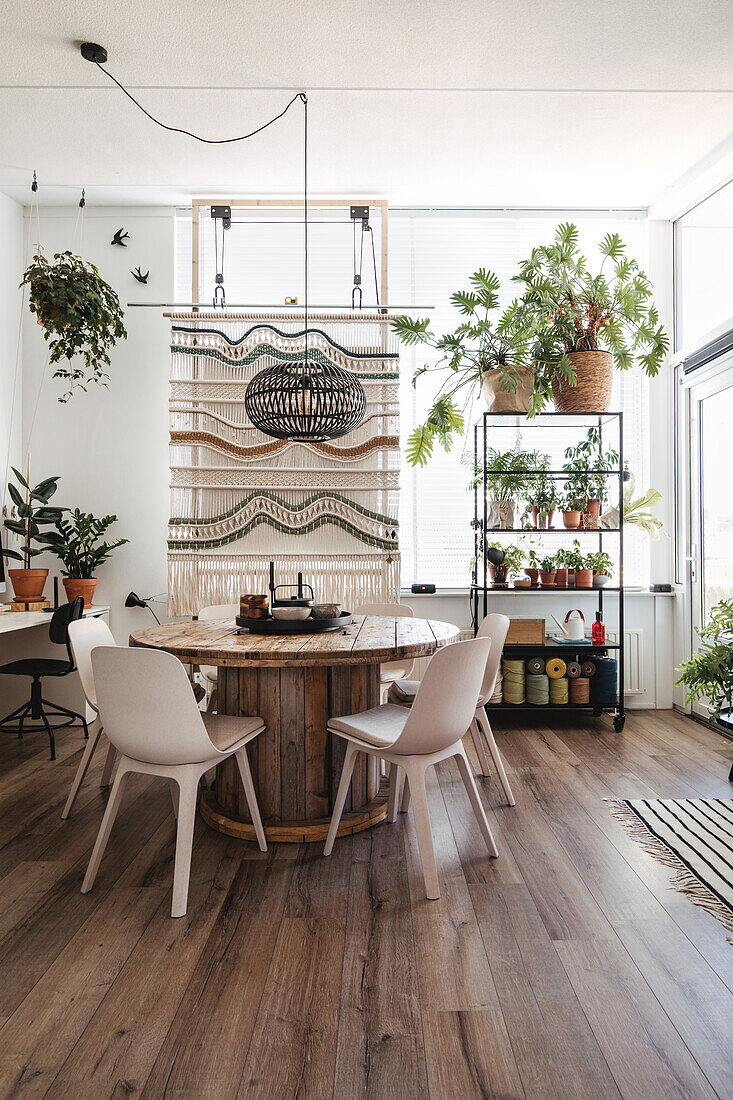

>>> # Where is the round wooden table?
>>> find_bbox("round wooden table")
[130,615,459,843]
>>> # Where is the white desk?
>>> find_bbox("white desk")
[0,606,110,635]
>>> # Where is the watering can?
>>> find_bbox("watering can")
[551,609,585,641]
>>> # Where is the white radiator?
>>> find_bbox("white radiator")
[410,628,644,696]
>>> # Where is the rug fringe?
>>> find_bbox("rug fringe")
[609,799,733,945]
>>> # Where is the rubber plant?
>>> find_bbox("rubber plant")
[2,466,64,601]
[391,269,533,465]
[676,599,733,722]
[513,223,668,414]
[20,251,127,402]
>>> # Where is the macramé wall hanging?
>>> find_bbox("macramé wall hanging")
[167,311,400,615]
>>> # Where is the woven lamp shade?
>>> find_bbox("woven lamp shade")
[244,360,366,441]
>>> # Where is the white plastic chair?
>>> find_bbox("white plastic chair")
[324,637,498,899]
[355,602,415,703]
[82,645,267,917]
[389,613,515,806]
[197,603,239,710]
[62,617,119,819]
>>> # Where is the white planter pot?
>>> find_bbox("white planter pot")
[593,573,610,588]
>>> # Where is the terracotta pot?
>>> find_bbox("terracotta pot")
[63,577,98,609]
[531,506,539,528]
[539,569,557,587]
[524,568,539,586]
[574,568,594,589]
[582,499,601,530]
[554,567,568,588]
[8,568,48,601]
[563,509,581,529]
[482,364,535,414]
[552,350,613,413]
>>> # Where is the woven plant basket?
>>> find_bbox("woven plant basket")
[552,350,613,413]
[482,365,535,414]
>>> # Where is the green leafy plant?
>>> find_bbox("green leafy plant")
[623,475,663,539]
[20,251,127,402]
[513,223,669,414]
[480,446,544,502]
[539,554,557,573]
[525,472,559,515]
[561,539,587,572]
[587,550,614,577]
[2,467,63,569]
[525,549,540,571]
[563,427,619,508]
[485,542,524,579]
[41,510,128,578]
[392,269,534,465]
[676,599,733,721]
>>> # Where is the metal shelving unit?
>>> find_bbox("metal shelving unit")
[471,410,625,732]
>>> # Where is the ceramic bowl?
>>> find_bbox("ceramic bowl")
[312,603,342,619]
[272,606,312,621]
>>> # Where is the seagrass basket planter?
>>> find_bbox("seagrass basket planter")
[552,350,613,413]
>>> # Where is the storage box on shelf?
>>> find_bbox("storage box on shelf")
[472,411,626,732]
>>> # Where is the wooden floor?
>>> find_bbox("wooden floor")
[0,709,731,1099]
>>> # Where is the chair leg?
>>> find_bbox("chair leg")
[405,762,440,900]
[468,717,492,777]
[100,741,117,787]
[388,763,403,823]
[477,707,515,806]
[207,686,218,713]
[171,773,199,918]
[234,745,267,852]
[39,706,56,760]
[169,779,179,819]
[62,719,103,819]
[400,773,411,813]
[324,742,359,856]
[455,748,499,858]
[81,766,130,894]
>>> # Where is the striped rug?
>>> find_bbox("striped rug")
[611,798,733,942]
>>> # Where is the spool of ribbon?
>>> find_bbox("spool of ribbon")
[590,657,618,704]
[526,673,550,704]
[570,677,590,703]
[581,660,597,678]
[566,661,582,679]
[526,656,545,675]
[545,657,567,679]
[549,676,569,704]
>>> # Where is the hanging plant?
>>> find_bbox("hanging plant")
[20,251,127,402]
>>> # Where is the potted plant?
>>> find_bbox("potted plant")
[562,540,592,587]
[524,549,541,586]
[513,223,668,414]
[560,486,585,529]
[525,473,559,529]
[621,475,664,538]
[553,549,569,589]
[41,509,128,608]
[676,599,733,727]
[392,269,535,465]
[20,251,127,403]
[1,467,63,601]
[539,554,557,587]
[476,446,540,529]
[484,542,524,583]
[563,427,619,529]
[587,551,614,587]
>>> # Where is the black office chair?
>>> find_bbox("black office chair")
[0,597,89,759]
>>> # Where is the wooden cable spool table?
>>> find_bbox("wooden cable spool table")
[129,615,460,843]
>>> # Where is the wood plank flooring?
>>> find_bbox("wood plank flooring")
[0,708,731,1099]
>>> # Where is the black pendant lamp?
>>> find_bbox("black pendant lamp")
[244,97,366,442]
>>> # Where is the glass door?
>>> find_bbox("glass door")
[686,360,733,719]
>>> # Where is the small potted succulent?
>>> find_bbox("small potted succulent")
[41,509,128,608]
[2,466,63,601]
[588,550,614,587]
[524,549,541,587]
[539,554,557,587]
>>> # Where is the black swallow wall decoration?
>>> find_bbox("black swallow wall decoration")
[111,228,129,246]
[131,267,149,284]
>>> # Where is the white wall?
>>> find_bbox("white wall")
[0,193,24,595]
[18,206,174,640]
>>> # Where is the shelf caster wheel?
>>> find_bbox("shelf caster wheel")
[613,715,626,733]
[592,708,603,718]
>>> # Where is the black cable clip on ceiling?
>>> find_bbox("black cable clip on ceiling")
[211,205,231,307]
[350,205,380,310]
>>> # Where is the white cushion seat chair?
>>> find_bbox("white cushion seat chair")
[355,602,415,703]
[196,603,239,711]
[324,637,498,899]
[389,613,515,807]
[62,617,120,818]
[81,645,267,917]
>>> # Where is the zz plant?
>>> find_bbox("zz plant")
[41,510,128,578]
[21,251,127,402]
[513,223,668,414]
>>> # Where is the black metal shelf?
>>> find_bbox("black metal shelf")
[473,409,625,732]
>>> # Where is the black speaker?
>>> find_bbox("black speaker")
[411,583,436,594]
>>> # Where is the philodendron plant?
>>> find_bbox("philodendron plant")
[20,251,127,402]
[676,599,733,722]
[392,269,533,465]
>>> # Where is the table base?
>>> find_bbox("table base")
[199,787,389,844]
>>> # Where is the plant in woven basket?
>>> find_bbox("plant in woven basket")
[512,223,668,414]
[40,510,128,578]
[20,251,127,402]
[392,269,534,465]
[676,599,733,722]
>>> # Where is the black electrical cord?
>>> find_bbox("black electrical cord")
[92,60,306,145]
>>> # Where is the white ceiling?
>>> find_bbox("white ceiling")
[1,0,732,208]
